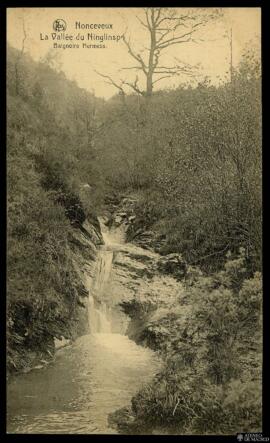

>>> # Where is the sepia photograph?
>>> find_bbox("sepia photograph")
[6,6,263,436]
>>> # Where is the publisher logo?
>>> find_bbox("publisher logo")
[237,434,269,442]
[53,19,67,32]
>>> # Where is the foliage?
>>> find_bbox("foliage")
[97,48,261,272]
[119,253,262,434]
[7,38,262,434]
[7,45,104,372]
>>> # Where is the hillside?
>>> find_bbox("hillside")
[7,41,262,435]
[7,45,105,373]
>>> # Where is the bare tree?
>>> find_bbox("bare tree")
[97,7,222,99]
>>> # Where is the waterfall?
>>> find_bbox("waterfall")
[88,296,111,333]
[92,250,113,295]
[88,244,114,334]
[88,219,129,335]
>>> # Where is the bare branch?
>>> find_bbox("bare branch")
[154,69,196,76]
[122,75,145,96]
[153,58,200,79]
[121,66,142,71]
[152,75,172,85]
[158,37,194,50]
[144,8,151,30]
[94,70,125,93]
[154,8,162,25]
[96,8,219,98]
[123,35,148,75]
[136,15,148,29]
[95,69,144,99]
[156,13,192,27]
[155,16,195,46]
[156,25,203,49]
[156,28,172,45]
[153,49,161,70]
[174,56,200,69]
[150,8,155,27]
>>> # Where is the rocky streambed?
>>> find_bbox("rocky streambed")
[7,206,193,434]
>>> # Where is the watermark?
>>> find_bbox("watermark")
[237,434,269,442]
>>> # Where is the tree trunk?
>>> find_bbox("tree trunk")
[146,28,156,99]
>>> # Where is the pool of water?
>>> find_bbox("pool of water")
[7,332,161,434]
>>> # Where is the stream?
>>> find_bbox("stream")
[7,222,161,434]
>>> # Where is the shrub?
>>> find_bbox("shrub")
[116,253,262,434]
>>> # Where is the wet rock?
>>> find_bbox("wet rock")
[114,215,123,225]
[77,285,89,297]
[108,406,136,434]
[77,297,87,308]
[54,336,71,350]
[33,364,44,370]
[134,230,155,246]
[114,259,147,279]
[68,230,97,261]
[124,251,154,263]
[82,220,103,245]
[40,359,49,365]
